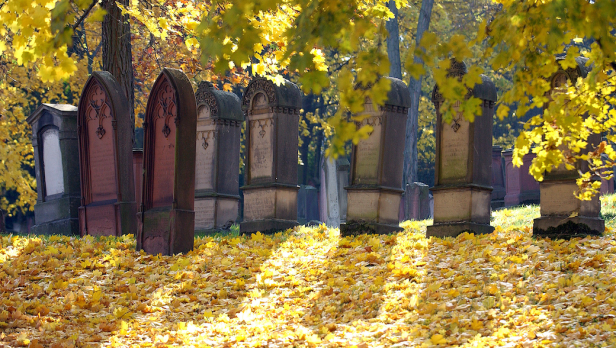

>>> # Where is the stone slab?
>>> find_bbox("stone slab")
[340,220,402,237]
[426,222,494,238]
[240,219,298,235]
[30,218,79,236]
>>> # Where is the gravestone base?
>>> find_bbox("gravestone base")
[194,196,239,233]
[240,219,298,235]
[137,208,195,255]
[340,220,402,237]
[31,218,79,236]
[79,202,137,237]
[427,222,494,238]
[533,216,604,238]
[31,196,80,235]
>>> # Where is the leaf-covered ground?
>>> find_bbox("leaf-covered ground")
[2,198,616,348]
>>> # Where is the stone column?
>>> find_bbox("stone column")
[27,104,81,235]
[427,61,497,238]
[240,78,302,234]
[336,157,350,223]
[193,81,244,233]
[137,68,197,255]
[77,71,137,237]
[533,57,604,237]
[341,77,411,236]
[324,158,340,227]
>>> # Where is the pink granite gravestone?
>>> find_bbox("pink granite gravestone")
[533,57,604,237]
[137,68,197,255]
[77,71,137,237]
[503,150,539,206]
[133,149,143,209]
[427,61,497,238]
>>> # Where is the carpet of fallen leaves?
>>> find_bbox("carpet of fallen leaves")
[2,221,616,347]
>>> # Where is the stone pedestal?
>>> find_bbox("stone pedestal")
[427,61,497,238]
[77,71,137,237]
[503,150,540,206]
[240,78,302,234]
[491,146,506,208]
[533,57,604,237]
[27,104,81,235]
[137,68,197,255]
[341,77,411,236]
[193,82,244,233]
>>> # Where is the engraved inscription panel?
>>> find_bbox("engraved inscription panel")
[194,198,215,230]
[41,128,64,197]
[195,121,216,190]
[353,116,382,184]
[249,118,274,180]
[85,83,117,202]
[151,80,177,208]
[440,107,470,182]
[244,189,275,221]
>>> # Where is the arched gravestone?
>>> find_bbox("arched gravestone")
[427,61,497,238]
[77,71,136,236]
[340,77,411,236]
[533,57,604,237]
[27,104,81,235]
[194,81,244,232]
[240,77,302,234]
[137,68,197,255]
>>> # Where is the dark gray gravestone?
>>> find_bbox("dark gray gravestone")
[137,68,197,255]
[533,57,604,237]
[427,61,497,238]
[240,77,301,234]
[336,157,350,223]
[341,77,411,236]
[491,146,506,208]
[193,81,244,232]
[27,104,81,235]
[77,71,137,237]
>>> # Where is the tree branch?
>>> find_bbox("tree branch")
[72,0,98,29]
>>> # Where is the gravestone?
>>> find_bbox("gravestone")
[336,157,350,223]
[341,77,411,236]
[133,149,143,209]
[299,185,320,225]
[137,68,197,255]
[28,104,81,235]
[491,146,506,208]
[77,71,136,236]
[503,150,540,206]
[533,57,604,237]
[427,61,497,238]
[600,154,615,196]
[240,77,302,234]
[320,157,340,227]
[193,81,244,232]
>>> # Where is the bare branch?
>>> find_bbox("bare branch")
[72,0,98,30]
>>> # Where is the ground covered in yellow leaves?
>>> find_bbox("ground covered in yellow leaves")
[2,203,616,347]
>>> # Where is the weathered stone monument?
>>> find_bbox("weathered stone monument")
[491,146,506,208]
[28,104,81,235]
[406,182,431,220]
[137,68,197,255]
[240,77,301,234]
[503,150,540,206]
[298,185,319,225]
[193,81,244,232]
[77,71,136,236]
[427,61,497,238]
[600,154,615,196]
[319,157,340,226]
[336,157,350,223]
[133,149,143,209]
[533,57,604,237]
[341,77,411,236]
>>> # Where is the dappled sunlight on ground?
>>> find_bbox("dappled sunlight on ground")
[1,202,616,346]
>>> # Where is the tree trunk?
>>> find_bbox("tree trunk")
[102,0,135,143]
[385,0,402,80]
[402,0,434,220]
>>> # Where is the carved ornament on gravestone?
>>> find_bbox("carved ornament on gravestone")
[193,81,244,232]
[77,71,137,237]
[340,77,411,236]
[427,60,497,238]
[240,77,301,234]
[137,68,197,255]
